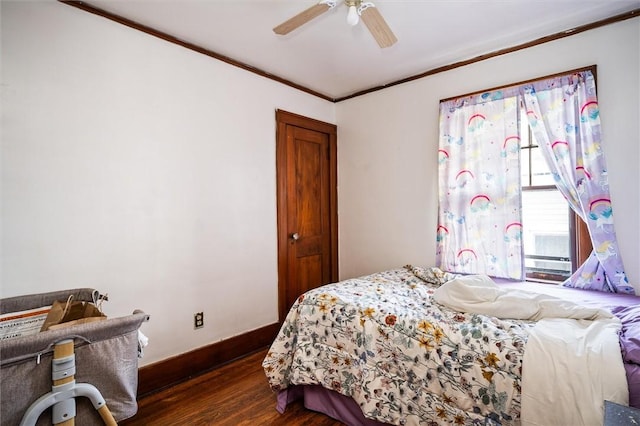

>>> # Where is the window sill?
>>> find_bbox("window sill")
[525,277,564,285]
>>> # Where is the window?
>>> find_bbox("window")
[519,113,585,282]
[437,67,600,284]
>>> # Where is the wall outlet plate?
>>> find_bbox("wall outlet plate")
[194,312,204,329]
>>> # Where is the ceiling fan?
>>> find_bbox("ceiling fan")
[273,0,397,48]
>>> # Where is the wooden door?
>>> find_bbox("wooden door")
[276,110,338,321]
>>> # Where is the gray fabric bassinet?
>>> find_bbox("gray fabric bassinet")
[0,288,149,425]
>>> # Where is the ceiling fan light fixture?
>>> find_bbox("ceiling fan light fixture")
[273,0,397,48]
[346,5,359,26]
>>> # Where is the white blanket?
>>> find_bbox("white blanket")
[432,274,613,321]
[433,275,629,425]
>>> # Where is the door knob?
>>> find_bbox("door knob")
[290,232,300,241]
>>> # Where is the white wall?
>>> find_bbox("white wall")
[337,18,640,292]
[1,1,334,365]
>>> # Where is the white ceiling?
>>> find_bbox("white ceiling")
[80,0,639,100]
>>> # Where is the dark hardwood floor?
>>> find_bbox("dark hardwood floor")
[121,348,344,425]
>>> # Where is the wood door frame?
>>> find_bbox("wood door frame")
[275,109,338,322]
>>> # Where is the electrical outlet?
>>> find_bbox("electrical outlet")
[194,312,204,329]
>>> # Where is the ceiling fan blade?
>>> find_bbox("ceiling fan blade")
[360,4,397,48]
[273,3,333,35]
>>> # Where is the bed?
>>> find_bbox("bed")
[262,266,640,425]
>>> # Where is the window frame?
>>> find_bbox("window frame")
[439,65,597,283]
[520,119,592,283]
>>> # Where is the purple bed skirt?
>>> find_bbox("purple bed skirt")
[277,385,389,426]
[275,280,640,423]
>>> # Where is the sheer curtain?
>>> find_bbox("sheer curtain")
[521,70,633,294]
[437,89,524,280]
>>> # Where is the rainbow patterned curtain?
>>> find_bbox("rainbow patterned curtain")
[437,89,524,280]
[522,71,633,294]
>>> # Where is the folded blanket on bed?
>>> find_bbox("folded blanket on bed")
[433,274,628,426]
[431,274,613,321]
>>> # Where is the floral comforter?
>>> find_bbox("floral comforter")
[263,267,535,425]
